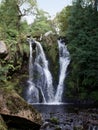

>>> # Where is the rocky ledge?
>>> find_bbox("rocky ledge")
[0,88,42,130]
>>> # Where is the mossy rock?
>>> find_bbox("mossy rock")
[50,117,59,124]
[0,88,42,130]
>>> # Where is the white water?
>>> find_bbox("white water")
[27,40,39,103]
[29,41,33,81]
[27,39,70,103]
[55,40,70,102]
[27,40,54,103]
[35,41,54,103]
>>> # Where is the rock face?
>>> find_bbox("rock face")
[0,41,8,58]
[0,88,42,130]
[0,41,8,54]
[43,31,57,45]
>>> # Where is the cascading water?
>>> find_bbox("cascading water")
[27,39,54,103]
[34,41,54,103]
[55,39,70,102]
[26,38,70,104]
[27,39,39,103]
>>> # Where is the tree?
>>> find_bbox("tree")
[0,0,37,83]
[30,9,56,36]
[56,6,72,36]
[0,0,37,35]
[57,0,98,100]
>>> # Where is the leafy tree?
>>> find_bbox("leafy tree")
[0,0,37,83]
[30,9,56,36]
[56,6,72,36]
[0,0,37,37]
[57,0,98,100]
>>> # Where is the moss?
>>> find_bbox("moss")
[0,88,42,126]
[0,115,7,130]
[42,41,59,86]
[50,117,59,124]
[0,88,34,112]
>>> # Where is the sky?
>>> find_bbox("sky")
[26,0,72,24]
[37,0,72,17]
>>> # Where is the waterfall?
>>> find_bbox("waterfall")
[27,40,39,103]
[29,40,33,81]
[34,41,54,103]
[26,38,70,104]
[55,40,70,102]
[27,40,54,103]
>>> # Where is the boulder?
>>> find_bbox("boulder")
[0,41,8,54]
[0,41,8,58]
[43,31,57,45]
[0,88,42,130]
[44,31,53,37]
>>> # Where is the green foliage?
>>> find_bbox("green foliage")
[0,0,36,86]
[6,29,18,38]
[0,65,8,82]
[0,115,7,130]
[67,1,98,90]
[0,0,56,89]
[31,9,56,36]
[0,0,97,103]
[0,34,29,84]
[56,6,72,36]
[90,91,98,101]
[57,0,98,100]
[0,0,20,33]
[0,0,37,39]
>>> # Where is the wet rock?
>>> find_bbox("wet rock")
[40,121,50,129]
[73,126,83,130]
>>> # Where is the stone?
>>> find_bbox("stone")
[43,31,57,45]
[0,88,42,130]
[0,41,8,54]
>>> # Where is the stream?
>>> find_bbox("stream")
[33,104,98,130]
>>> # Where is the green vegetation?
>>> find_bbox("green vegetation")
[50,117,59,124]
[57,0,98,101]
[0,0,36,85]
[30,9,56,36]
[0,0,56,90]
[0,115,7,130]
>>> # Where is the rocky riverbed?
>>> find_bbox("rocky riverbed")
[33,104,98,130]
